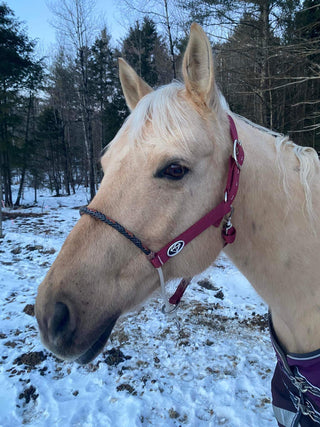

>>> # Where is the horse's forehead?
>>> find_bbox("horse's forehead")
[101,133,174,170]
[101,137,132,171]
[101,87,214,170]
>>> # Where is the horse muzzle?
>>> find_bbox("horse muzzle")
[35,290,119,364]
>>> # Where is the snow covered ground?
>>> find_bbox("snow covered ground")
[0,187,277,426]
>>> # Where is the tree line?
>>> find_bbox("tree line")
[0,0,319,210]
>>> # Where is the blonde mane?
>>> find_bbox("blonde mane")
[234,112,319,221]
[275,136,319,221]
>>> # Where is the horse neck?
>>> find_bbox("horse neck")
[224,115,320,353]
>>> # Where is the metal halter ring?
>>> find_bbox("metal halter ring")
[233,139,242,170]
[161,303,179,315]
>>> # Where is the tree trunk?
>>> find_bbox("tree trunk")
[61,123,71,195]
[0,164,3,238]
[15,92,33,206]
[3,151,12,206]
[15,164,26,206]
[2,82,12,207]
[163,0,176,79]
[79,47,96,200]
[34,174,38,204]
[259,1,270,127]
[65,123,76,194]
[79,104,95,199]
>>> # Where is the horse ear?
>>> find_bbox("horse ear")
[118,58,153,111]
[182,23,219,109]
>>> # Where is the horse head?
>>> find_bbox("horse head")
[35,23,233,363]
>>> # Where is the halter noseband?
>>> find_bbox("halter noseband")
[80,114,244,314]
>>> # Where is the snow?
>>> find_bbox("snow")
[0,187,277,426]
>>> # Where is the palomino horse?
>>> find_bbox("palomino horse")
[36,24,320,426]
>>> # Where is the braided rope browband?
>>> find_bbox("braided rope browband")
[79,114,244,314]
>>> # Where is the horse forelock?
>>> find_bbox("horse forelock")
[116,82,220,155]
[131,83,196,149]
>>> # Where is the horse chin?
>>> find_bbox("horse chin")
[75,315,119,365]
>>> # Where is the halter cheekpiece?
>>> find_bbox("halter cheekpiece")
[80,114,244,314]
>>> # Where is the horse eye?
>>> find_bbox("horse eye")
[157,163,189,180]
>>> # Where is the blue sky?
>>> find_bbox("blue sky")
[6,0,126,54]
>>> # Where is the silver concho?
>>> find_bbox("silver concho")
[167,240,185,257]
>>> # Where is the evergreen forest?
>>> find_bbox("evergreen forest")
[1,0,319,208]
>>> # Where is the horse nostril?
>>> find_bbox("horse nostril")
[50,302,73,342]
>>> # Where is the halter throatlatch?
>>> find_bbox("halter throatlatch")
[80,114,244,315]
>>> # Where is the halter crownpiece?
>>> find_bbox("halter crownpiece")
[80,114,244,313]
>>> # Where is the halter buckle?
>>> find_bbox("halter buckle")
[224,206,234,232]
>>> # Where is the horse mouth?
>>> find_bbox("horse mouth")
[75,315,119,364]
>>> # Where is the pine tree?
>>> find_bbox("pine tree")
[15,61,44,206]
[122,17,172,86]
[48,49,79,194]
[49,0,98,200]
[285,1,320,148]
[37,107,65,196]
[0,4,42,207]
[89,28,122,150]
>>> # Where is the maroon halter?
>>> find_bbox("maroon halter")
[80,114,244,308]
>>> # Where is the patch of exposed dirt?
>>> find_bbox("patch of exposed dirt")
[190,303,224,317]
[11,247,22,254]
[239,313,268,331]
[197,279,219,291]
[25,244,43,252]
[116,383,137,395]
[5,292,17,303]
[169,408,180,419]
[13,351,47,368]
[25,245,55,255]
[2,211,48,220]
[19,385,39,404]
[103,347,132,366]
[23,304,35,316]
[189,303,268,333]
[190,306,236,332]
[4,341,17,348]
[1,261,13,266]
[214,290,225,300]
